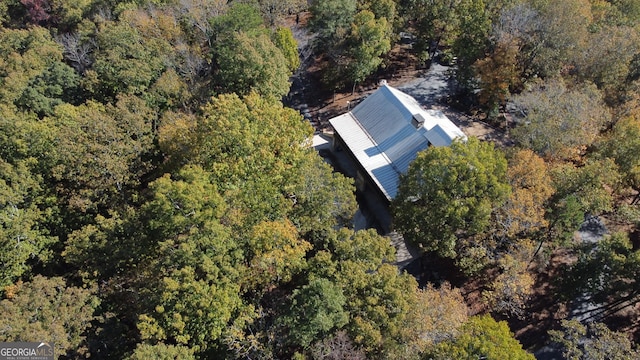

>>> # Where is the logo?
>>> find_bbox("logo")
[0,342,54,360]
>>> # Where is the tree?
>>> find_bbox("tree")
[409,0,463,61]
[256,0,306,26]
[359,0,397,25]
[451,0,492,91]
[595,114,640,197]
[273,26,300,72]
[304,228,451,357]
[327,228,397,268]
[49,95,155,214]
[494,149,554,240]
[280,278,349,348]
[338,263,418,355]
[510,78,610,161]
[243,219,311,292]
[15,59,80,117]
[137,166,245,353]
[527,0,591,78]
[310,331,367,360]
[162,92,311,226]
[345,10,392,91]
[209,2,292,99]
[48,0,92,30]
[127,343,195,360]
[175,0,229,48]
[560,233,640,321]
[90,20,166,98]
[147,68,190,111]
[20,0,51,24]
[483,248,536,318]
[286,155,357,240]
[429,314,535,360]
[0,1,8,24]
[0,276,99,358]
[392,137,510,260]
[309,0,357,51]
[0,26,71,112]
[0,159,55,289]
[210,2,265,37]
[310,0,395,90]
[402,283,468,353]
[214,30,291,99]
[474,37,521,115]
[550,159,620,216]
[549,319,640,360]
[574,25,640,104]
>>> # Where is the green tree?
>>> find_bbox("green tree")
[209,3,292,99]
[49,0,93,30]
[392,137,510,260]
[451,0,492,90]
[15,59,80,117]
[429,314,534,360]
[339,263,418,355]
[0,26,74,114]
[309,0,357,51]
[550,159,620,216]
[345,10,392,91]
[210,2,264,37]
[280,278,349,348]
[409,0,462,61]
[273,26,300,72]
[549,319,640,360]
[596,114,640,197]
[306,228,442,357]
[0,159,55,289]
[137,166,245,353]
[164,92,311,226]
[359,0,397,24]
[561,233,640,320]
[127,343,195,360]
[90,20,167,98]
[49,95,155,214]
[0,276,99,358]
[286,154,357,239]
[158,92,357,241]
[214,30,291,99]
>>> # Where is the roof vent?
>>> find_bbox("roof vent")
[412,113,426,129]
[379,79,387,87]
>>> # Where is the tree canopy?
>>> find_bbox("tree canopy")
[392,137,510,261]
[1,0,639,358]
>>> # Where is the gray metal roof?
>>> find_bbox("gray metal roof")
[329,84,466,200]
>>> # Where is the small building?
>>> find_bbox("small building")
[329,83,466,202]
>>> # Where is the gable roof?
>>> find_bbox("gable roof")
[329,84,466,200]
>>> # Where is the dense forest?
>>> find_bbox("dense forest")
[0,0,640,359]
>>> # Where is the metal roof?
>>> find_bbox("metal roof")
[329,84,466,200]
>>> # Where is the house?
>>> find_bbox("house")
[329,82,466,202]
